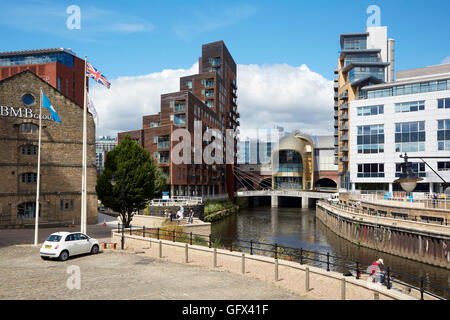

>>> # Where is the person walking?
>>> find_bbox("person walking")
[188,209,194,223]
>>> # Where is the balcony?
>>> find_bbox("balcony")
[205,80,214,87]
[334,120,338,128]
[231,80,237,89]
[340,123,348,131]
[339,91,349,100]
[205,89,214,98]
[340,156,349,162]
[339,103,348,111]
[334,110,338,119]
[339,113,348,121]
[340,133,348,141]
[334,101,339,108]
[340,146,348,152]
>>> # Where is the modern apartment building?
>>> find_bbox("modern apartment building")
[118,41,239,199]
[350,63,450,193]
[96,136,118,175]
[334,27,394,189]
[0,48,87,107]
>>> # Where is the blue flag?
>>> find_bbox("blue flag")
[42,92,61,124]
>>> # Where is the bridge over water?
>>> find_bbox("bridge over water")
[235,189,334,208]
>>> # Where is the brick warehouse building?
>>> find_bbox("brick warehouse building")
[118,41,239,199]
[0,70,97,228]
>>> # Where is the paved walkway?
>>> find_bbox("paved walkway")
[0,246,305,300]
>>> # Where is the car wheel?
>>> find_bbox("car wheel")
[91,245,99,254]
[41,256,48,260]
[59,250,69,261]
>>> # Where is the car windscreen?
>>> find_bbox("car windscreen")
[46,235,62,242]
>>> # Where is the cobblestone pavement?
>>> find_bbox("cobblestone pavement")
[0,246,305,300]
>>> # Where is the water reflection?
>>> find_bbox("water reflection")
[211,206,449,299]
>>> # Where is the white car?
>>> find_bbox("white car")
[40,232,100,261]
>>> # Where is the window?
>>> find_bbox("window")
[174,101,186,112]
[395,121,425,152]
[364,79,450,100]
[396,162,426,178]
[437,119,450,151]
[357,163,385,178]
[438,161,450,171]
[21,145,38,155]
[153,136,158,144]
[357,105,383,116]
[17,202,40,219]
[22,94,35,106]
[395,101,425,113]
[438,98,450,109]
[342,36,367,50]
[57,77,61,91]
[60,199,74,211]
[150,122,160,128]
[357,124,384,154]
[20,123,38,134]
[185,81,192,89]
[174,114,186,125]
[21,172,37,184]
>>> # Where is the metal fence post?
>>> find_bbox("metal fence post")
[327,252,330,271]
[341,278,346,300]
[356,261,360,279]
[300,248,303,265]
[121,223,124,250]
[190,232,193,245]
[386,267,391,289]
[157,227,160,240]
[274,243,278,260]
[305,267,310,292]
[420,277,424,300]
[130,225,132,236]
[274,258,278,281]
[209,234,212,248]
[143,226,145,238]
[172,229,175,242]
[250,240,253,255]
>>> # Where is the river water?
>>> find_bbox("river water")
[211,206,449,299]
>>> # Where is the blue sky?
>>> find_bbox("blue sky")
[1,0,449,79]
[1,0,449,137]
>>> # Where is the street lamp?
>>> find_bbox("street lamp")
[394,153,423,193]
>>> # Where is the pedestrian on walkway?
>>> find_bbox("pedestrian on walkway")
[188,209,194,223]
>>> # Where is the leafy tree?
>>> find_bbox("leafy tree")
[154,166,169,197]
[96,135,158,227]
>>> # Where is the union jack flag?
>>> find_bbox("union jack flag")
[86,62,111,89]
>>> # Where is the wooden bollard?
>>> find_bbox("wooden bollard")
[159,240,162,258]
[305,267,310,292]
[213,248,217,267]
[185,243,188,263]
[241,253,245,274]
[374,291,380,300]
[341,278,346,300]
[274,259,278,281]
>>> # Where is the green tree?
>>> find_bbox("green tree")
[154,166,168,197]
[96,135,157,227]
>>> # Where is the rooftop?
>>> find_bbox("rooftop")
[0,48,76,57]
[396,63,450,81]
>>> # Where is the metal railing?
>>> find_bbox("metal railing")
[117,224,449,300]
[150,196,203,206]
[325,201,449,226]
[350,191,450,212]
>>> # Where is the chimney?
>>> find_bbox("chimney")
[387,38,395,82]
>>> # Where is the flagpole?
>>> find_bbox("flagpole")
[34,88,43,246]
[81,56,88,234]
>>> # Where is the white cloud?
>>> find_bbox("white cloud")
[442,56,450,64]
[92,63,334,139]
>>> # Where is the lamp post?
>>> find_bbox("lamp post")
[394,153,450,194]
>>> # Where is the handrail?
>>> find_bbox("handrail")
[117,223,449,300]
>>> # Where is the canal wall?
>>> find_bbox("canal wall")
[110,229,427,300]
[316,201,450,269]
